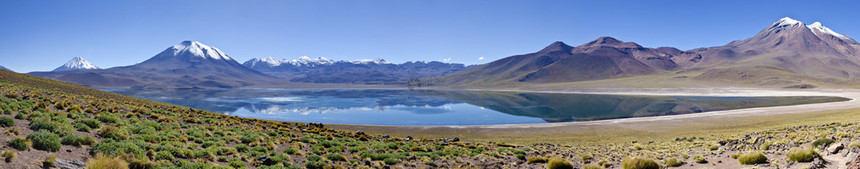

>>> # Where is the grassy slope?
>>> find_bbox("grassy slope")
[4,69,860,168]
[0,69,538,169]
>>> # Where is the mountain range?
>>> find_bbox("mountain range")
[441,17,860,88]
[243,56,469,85]
[24,17,860,89]
[31,41,280,88]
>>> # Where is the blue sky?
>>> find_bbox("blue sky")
[1,0,859,72]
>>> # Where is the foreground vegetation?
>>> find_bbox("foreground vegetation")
[1,70,859,168]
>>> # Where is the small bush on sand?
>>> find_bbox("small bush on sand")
[27,130,61,152]
[325,153,346,161]
[61,135,95,146]
[8,137,30,151]
[97,126,129,140]
[0,116,14,127]
[546,158,574,169]
[86,153,128,169]
[812,138,835,148]
[787,147,819,162]
[737,152,768,165]
[622,157,660,169]
[693,155,707,163]
[664,158,683,167]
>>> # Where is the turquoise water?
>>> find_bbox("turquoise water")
[107,89,849,126]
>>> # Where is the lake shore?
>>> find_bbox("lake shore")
[328,87,860,145]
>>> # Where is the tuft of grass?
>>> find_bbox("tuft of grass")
[2,150,16,162]
[812,138,835,148]
[546,158,574,169]
[527,156,549,163]
[622,157,660,169]
[86,153,128,169]
[737,152,768,165]
[786,147,819,162]
[693,155,707,163]
[43,156,57,168]
[663,158,683,167]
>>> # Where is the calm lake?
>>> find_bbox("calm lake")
[106,88,849,126]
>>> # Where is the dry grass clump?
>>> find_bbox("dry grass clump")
[546,158,573,169]
[622,157,660,169]
[86,153,129,169]
[736,152,768,165]
[786,147,819,162]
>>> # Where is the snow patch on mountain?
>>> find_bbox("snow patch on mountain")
[245,56,391,67]
[53,57,99,72]
[170,41,232,60]
[807,22,851,40]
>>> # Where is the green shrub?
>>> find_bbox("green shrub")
[305,161,327,169]
[737,152,768,165]
[0,116,14,127]
[787,147,819,162]
[97,126,128,140]
[154,151,174,161]
[527,156,548,163]
[235,145,249,152]
[664,158,683,167]
[27,130,61,152]
[622,157,660,169]
[228,158,245,168]
[76,119,101,129]
[516,153,526,160]
[383,158,399,165]
[29,120,56,131]
[812,138,835,147]
[75,123,91,132]
[307,154,322,161]
[91,140,144,158]
[325,153,346,161]
[8,137,30,151]
[97,115,120,123]
[61,135,95,146]
[546,158,574,169]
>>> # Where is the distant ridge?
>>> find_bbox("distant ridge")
[243,56,469,85]
[442,17,860,87]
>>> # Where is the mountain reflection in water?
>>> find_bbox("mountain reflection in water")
[107,88,848,126]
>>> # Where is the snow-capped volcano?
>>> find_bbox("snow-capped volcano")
[53,57,99,72]
[170,41,232,60]
[0,65,8,71]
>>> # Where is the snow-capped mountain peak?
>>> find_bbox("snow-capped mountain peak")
[53,56,99,72]
[773,17,803,27]
[290,56,335,66]
[350,58,391,64]
[170,41,232,60]
[807,22,851,40]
